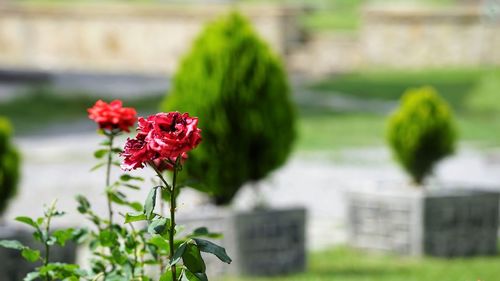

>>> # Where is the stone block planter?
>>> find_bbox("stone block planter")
[0,225,78,280]
[347,187,499,257]
[179,207,306,276]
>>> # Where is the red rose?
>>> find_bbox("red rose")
[121,112,201,170]
[88,100,137,133]
[121,138,154,170]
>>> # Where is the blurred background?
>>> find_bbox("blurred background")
[1,0,500,280]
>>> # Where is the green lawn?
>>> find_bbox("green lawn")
[297,113,385,151]
[296,112,500,151]
[297,68,500,150]
[308,68,492,110]
[222,246,500,281]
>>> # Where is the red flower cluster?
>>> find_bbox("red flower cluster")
[88,100,137,133]
[121,112,202,170]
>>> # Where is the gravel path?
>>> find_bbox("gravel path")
[4,132,500,250]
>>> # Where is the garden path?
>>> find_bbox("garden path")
[5,131,500,250]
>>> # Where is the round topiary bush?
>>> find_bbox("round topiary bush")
[161,12,296,205]
[386,86,456,185]
[0,117,20,215]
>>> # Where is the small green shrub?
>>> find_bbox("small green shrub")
[161,12,296,205]
[0,117,20,214]
[386,86,456,185]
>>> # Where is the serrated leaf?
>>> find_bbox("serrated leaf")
[0,240,25,250]
[144,186,158,220]
[15,216,38,228]
[148,218,169,235]
[94,149,108,159]
[125,212,147,223]
[21,248,40,262]
[193,238,232,264]
[169,242,187,266]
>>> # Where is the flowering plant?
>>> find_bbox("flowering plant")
[0,100,231,281]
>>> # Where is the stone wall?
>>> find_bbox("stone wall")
[0,3,303,75]
[290,4,500,75]
[360,4,500,68]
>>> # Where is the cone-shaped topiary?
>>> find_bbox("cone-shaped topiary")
[161,12,296,205]
[0,117,20,215]
[387,86,456,185]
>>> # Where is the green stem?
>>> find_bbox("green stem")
[151,161,178,280]
[169,167,178,281]
[160,186,166,275]
[106,134,115,227]
[44,200,57,281]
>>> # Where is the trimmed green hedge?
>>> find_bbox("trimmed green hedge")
[0,117,20,214]
[387,87,456,185]
[162,12,296,204]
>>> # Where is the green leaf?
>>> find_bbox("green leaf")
[169,242,187,266]
[128,201,143,212]
[76,195,91,214]
[21,248,40,262]
[90,162,106,172]
[125,212,147,223]
[193,238,232,264]
[109,191,127,205]
[71,228,89,244]
[189,227,222,239]
[15,216,38,228]
[94,149,108,159]
[183,270,207,281]
[120,174,144,182]
[122,183,141,190]
[111,248,128,265]
[53,228,74,246]
[159,271,174,281]
[0,239,25,250]
[148,218,170,235]
[98,230,118,247]
[24,272,40,281]
[148,235,170,253]
[144,186,159,220]
[182,242,206,275]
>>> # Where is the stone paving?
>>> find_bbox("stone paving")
[4,130,500,251]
